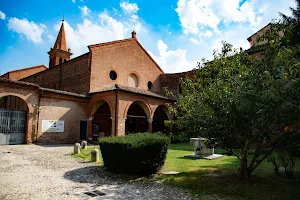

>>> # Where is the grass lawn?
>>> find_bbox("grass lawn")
[72,143,300,200]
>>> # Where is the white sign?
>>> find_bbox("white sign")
[42,120,64,132]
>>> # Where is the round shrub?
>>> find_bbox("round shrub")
[99,133,170,175]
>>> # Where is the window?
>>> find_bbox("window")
[147,81,152,90]
[128,74,138,87]
[59,58,62,64]
[109,70,117,80]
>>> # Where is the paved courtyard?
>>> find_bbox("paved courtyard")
[0,144,192,200]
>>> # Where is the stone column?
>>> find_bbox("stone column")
[116,117,126,136]
[148,118,153,133]
[87,117,93,140]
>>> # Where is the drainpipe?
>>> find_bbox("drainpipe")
[35,90,43,143]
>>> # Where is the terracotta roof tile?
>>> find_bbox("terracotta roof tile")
[40,88,89,98]
[0,78,89,98]
[0,77,39,87]
[89,84,175,100]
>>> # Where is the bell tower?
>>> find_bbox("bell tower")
[48,19,72,68]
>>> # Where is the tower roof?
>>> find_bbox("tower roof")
[53,20,67,51]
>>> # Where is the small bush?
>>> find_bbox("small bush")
[99,133,170,175]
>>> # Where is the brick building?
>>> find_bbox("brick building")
[0,20,264,145]
[0,20,181,144]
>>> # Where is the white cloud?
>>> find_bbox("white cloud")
[149,40,197,73]
[72,0,75,3]
[175,0,220,34]
[199,30,213,38]
[175,0,268,35]
[0,11,5,20]
[55,12,130,57]
[51,2,145,57]
[120,2,139,15]
[8,17,46,43]
[78,5,91,17]
[189,38,200,44]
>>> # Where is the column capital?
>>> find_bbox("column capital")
[147,118,153,123]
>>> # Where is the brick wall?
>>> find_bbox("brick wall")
[160,70,197,95]
[21,53,91,94]
[37,93,89,143]
[1,65,46,81]
[89,39,163,94]
[248,24,271,47]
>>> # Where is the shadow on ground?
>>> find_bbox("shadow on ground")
[35,144,74,148]
[64,166,147,185]
[155,168,300,200]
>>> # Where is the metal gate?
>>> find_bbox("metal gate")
[0,108,26,145]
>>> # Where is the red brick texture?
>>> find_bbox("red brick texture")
[160,70,197,95]
[1,65,47,81]
[21,53,91,95]
[89,39,163,94]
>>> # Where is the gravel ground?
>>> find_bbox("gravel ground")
[0,144,194,200]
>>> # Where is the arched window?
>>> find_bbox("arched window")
[128,74,138,87]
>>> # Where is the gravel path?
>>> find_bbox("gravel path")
[0,144,193,200]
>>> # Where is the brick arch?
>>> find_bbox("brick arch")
[0,94,34,144]
[123,99,151,119]
[88,97,114,117]
[151,104,171,120]
[0,93,34,114]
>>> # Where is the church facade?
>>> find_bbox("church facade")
[0,20,263,145]
[0,20,189,144]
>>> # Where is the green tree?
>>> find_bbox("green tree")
[169,25,300,181]
[280,0,300,45]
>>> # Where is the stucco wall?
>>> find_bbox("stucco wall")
[37,93,89,143]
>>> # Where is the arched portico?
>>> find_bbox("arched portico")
[152,105,171,133]
[89,99,113,140]
[125,101,151,134]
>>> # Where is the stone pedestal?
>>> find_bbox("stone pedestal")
[91,148,99,162]
[74,143,80,154]
[185,137,223,160]
[81,140,87,149]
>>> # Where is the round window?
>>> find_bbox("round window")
[128,73,138,87]
[109,70,117,80]
[147,81,152,89]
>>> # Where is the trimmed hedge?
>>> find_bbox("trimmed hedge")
[99,133,170,175]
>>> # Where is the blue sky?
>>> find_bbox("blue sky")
[0,0,296,74]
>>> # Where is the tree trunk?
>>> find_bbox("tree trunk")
[239,140,251,181]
